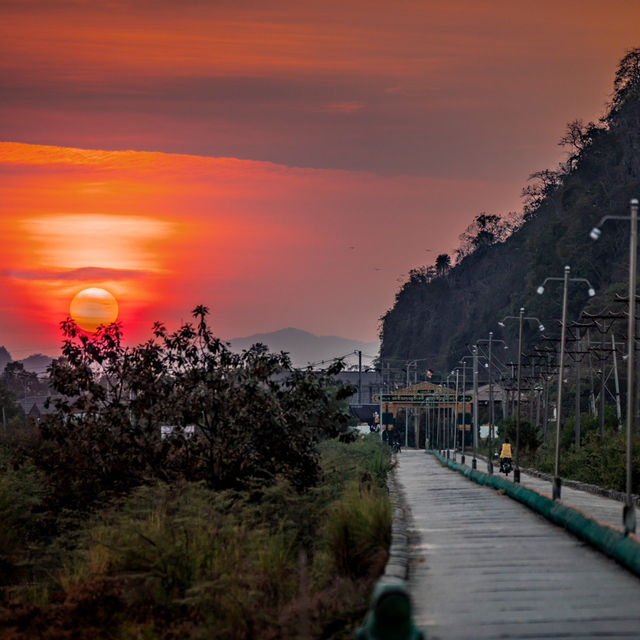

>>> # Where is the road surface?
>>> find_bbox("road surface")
[396,450,640,639]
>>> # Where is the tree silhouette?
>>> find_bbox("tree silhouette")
[40,308,355,509]
[435,253,451,277]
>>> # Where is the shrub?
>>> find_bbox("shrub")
[38,307,356,510]
[0,447,47,585]
[323,482,391,578]
[0,429,392,639]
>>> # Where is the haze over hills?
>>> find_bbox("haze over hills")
[228,328,379,369]
[0,329,380,375]
[0,349,54,376]
[19,354,55,376]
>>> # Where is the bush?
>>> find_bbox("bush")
[324,482,391,578]
[0,436,393,639]
[38,307,356,510]
[498,417,541,453]
[532,425,640,493]
[0,447,47,585]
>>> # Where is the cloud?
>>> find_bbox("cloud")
[1,267,152,282]
[3,0,637,175]
[320,101,366,114]
[0,140,524,357]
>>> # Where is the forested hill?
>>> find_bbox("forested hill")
[380,48,640,373]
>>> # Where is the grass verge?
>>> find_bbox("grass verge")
[0,435,392,639]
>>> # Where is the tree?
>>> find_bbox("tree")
[455,213,513,260]
[521,168,565,218]
[611,47,640,111]
[39,308,355,509]
[435,253,451,278]
[2,361,39,399]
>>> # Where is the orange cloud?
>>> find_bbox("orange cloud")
[0,141,519,356]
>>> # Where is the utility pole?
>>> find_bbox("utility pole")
[612,334,622,430]
[358,350,362,404]
[405,406,409,449]
[461,362,467,463]
[472,346,479,469]
[454,369,459,454]
[488,332,494,473]
[575,343,581,448]
[599,367,606,438]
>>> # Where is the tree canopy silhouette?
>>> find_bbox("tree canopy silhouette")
[39,307,355,509]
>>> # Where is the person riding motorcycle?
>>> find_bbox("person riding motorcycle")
[499,437,513,474]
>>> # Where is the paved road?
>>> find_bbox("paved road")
[397,450,640,639]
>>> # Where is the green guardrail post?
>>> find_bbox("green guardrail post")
[356,578,424,640]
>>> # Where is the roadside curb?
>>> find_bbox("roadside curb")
[384,460,409,580]
[354,460,425,640]
[429,450,640,578]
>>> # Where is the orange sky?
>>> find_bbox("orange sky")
[1,1,639,358]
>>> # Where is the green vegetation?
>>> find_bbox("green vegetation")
[0,306,392,638]
[529,422,640,493]
[0,435,391,638]
[36,306,357,512]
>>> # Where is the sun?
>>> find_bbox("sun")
[69,287,119,332]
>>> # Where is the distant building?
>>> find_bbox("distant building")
[334,370,383,404]
[16,395,58,421]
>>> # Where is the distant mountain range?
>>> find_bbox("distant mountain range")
[0,329,380,375]
[228,328,379,369]
[0,348,55,376]
[20,354,55,375]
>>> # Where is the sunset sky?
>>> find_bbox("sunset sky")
[1,1,639,359]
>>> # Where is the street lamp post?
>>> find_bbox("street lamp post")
[537,266,596,500]
[590,197,638,534]
[476,333,508,474]
[451,368,459,458]
[459,356,474,464]
[472,346,479,469]
[498,308,545,483]
[445,372,454,454]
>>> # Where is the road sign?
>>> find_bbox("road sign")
[379,394,472,403]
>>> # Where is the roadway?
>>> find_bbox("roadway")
[396,450,640,639]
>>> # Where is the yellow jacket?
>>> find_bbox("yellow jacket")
[499,443,512,459]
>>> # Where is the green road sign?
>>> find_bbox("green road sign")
[380,394,472,403]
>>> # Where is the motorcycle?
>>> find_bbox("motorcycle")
[499,457,512,476]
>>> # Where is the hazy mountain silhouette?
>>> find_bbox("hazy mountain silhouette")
[0,349,55,376]
[20,354,55,375]
[0,346,11,374]
[0,329,379,376]
[228,328,379,369]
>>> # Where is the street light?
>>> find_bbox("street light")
[590,197,639,535]
[476,332,508,474]
[472,346,479,469]
[458,355,475,465]
[537,265,596,500]
[450,368,459,458]
[499,308,544,483]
